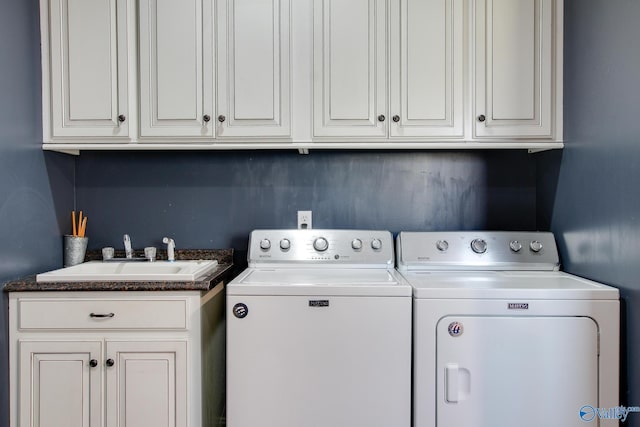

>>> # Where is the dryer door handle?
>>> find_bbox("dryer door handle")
[445,363,470,403]
[445,363,459,403]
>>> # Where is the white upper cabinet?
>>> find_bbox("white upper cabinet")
[313,0,464,140]
[216,0,291,138]
[138,0,214,138]
[313,0,387,138]
[389,0,464,138]
[40,0,563,151]
[474,0,559,139]
[45,0,129,139]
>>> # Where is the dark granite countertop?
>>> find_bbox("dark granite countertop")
[3,249,235,292]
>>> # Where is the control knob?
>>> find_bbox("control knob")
[280,239,291,250]
[471,238,487,254]
[259,239,271,250]
[371,238,382,250]
[509,240,522,252]
[352,239,363,250]
[436,240,449,252]
[313,237,329,252]
[530,240,543,253]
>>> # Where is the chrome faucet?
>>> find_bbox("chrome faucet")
[123,234,134,259]
[163,237,176,261]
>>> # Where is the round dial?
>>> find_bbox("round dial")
[509,240,522,252]
[470,238,487,254]
[351,238,363,250]
[259,239,271,250]
[371,238,382,250]
[530,240,543,253]
[313,237,329,252]
[280,239,291,250]
[436,240,449,252]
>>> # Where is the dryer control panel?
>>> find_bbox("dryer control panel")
[248,229,394,268]
[396,231,560,271]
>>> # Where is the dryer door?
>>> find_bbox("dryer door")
[436,316,598,427]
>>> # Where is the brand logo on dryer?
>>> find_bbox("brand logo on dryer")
[508,303,529,310]
[448,322,464,337]
[309,300,330,307]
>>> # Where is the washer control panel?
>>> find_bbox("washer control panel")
[397,231,560,271]
[248,229,394,266]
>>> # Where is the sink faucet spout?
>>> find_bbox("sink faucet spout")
[123,234,134,259]
[163,237,176,262]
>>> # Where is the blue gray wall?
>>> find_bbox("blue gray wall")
[538,0,640,421]
[0,0,74,426]
[75,150,537,267]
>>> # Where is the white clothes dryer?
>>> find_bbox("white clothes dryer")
[227,230,412,427]
[396,231,619,427]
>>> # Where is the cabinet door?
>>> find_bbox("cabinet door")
[217,0,291,137]
[47,0,129,138]
[105,341,188,427]
[474,0,554,138]
[18,341,102,427]
[313,0,387,138]
[390,0,464,138]
[139,0,215,137]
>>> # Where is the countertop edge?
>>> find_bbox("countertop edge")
[3,263,235,292]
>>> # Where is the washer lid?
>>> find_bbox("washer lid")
[228,268,411,297]
[401,271,619,300]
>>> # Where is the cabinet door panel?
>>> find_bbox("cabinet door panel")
[106,341,187,427]
[217,0,290,137]
[139,0,214,137]
[475,0,554,137]
[48,0,128,137]
[18,341,102,427]
[390,0,464,137]
[313,0,387,138]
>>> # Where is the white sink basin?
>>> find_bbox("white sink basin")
[36,260,219,282]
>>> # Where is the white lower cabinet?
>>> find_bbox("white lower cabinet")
[18,341,102,427]
[9,290,225,427]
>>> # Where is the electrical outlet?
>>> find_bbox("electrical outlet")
[298,211,312,229]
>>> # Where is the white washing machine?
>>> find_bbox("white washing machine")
[227,230,412,427]
[396,231,620,427]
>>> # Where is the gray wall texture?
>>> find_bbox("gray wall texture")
[75,150,538,267]
[538,0,640,422]
[0,0,74,426]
